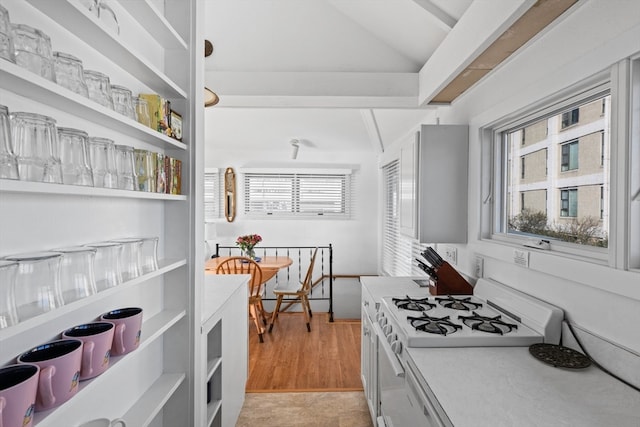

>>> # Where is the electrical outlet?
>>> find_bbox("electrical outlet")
[444,246,457,265]
[474,256,484,278]
[513,249,530,268]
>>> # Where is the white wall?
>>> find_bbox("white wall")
[415,0,640,377]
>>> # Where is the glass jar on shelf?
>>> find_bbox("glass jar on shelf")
[83,242,122,291]
[84,69,114,109]
[115,144,137,190]
[57,127,93,186]
[133,96,151,128]
[88,136,117,188]
[53,51,89,97]
[0,104,18,179]
[111,85,136,120]
[0,260,18,329]
[11,23,54,81]
[0,4,15,63]
[52,246,97,303]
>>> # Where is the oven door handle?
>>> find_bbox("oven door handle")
[373,322,405,378]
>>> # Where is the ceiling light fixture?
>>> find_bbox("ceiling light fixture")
[290,139,300,159]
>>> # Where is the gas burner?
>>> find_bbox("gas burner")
[407,314,462,335]
[436,296,483,311]
[458,312,518,335]
[392,296,436,312]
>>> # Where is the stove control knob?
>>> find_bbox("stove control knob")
[377,315,387,327]
[390,340,403,355]
[387,333,397,344]
[383,324,393,336]
[376,312,385,322]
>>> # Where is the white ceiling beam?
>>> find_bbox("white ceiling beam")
[411,0,457,30]
[360,109,385,154]
[206,71,420,108]
[418,0,535,106]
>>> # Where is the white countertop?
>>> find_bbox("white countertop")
[361,276,432,301]
[201,273,249,332]
[408,346,640,427]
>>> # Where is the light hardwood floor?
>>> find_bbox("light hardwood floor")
[246,312,363,392]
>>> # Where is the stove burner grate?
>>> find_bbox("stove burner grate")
[458,311,518,335]
[436,296,483,311]
[407,313,462,335]
[393,296,436,312]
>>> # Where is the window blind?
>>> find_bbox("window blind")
[204,170,221,221]
[244,172,350,217]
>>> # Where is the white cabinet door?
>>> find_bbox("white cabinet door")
[399,132,419,239]
[416,125,469,243]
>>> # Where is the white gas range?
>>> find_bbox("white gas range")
[373,278,565,427]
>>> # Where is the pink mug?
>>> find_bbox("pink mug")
[62,322,115,380]
[100,308,143,356]
[0,364,39,427]
[17,339,83,411]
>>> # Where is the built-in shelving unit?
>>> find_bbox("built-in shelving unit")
[0,0,200,425]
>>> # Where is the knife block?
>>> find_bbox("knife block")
[429,262,474,295]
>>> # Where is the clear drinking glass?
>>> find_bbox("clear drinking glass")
[53,246,97,303]
[88,136,117,188]
[111,85,135,120]
[134,149,152,191]
[115,144,137,190]
[109,238,141,281]
[133,97,151,128]
[84,70,114,109]
[11,24,55,81]
[0,260,19,329]
[0,4,15,63]
[5,252,63,321]
[84,242,122,291]
[10,112,62,183]
[0,104,19,179]
[139,237,159,274]
[53,51,89,97]
[57,127,93,186]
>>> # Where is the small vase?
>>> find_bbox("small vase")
[243,247,256,260]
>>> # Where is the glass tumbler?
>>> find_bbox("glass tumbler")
[53,246,97,303]
[53,51,89,97]
[0,260,18,329]
[110,238,142,281]
[0,104,19,179]
[133,97,151,128]
[11,24,55,81]
[0,4,15,63]
[134,149,154,192]
[88,136,117,188]
[84,70,114,109]
[115,144,137,190]
[5,252,63,321]
[84,242,122,291]
[139,237,159,274]
[111,85,135,120]
[10,112,63,183]
[57,127,93,186]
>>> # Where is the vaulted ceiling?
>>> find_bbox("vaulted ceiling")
[203,0,576,154]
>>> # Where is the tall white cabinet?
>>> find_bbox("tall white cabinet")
[0,0,204,425]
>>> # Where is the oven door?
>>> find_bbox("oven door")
[375,322,413,427]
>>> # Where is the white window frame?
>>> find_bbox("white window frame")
[482,57,640,270]
[482,72,613,262]
[204,168,222,222]
[241,168,353,219]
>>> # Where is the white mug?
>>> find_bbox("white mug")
[78,418,126,427]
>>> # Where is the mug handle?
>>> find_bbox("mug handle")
[111,418,126,427]
[81,341,95,378]
[38,365,57,408]
[113,323,126,355]
[0,395,6,427]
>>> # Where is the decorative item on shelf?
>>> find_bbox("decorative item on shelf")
[169,157,182,195]
[169,110,182,141]
[79,0,120,35]
[236,234,262,260]
[139,93,171,136]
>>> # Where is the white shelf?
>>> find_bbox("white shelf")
[207,400,222,427]
[117,0,188,50]
[32,309,186,426]
[207,357,222,381]
[24,0,187,99]
[123,373,187,427]
[0,259,187,345]
[0,62,187,151]
[0,179,187,200]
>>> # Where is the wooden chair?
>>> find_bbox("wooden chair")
[216,256,266,343]
[269,248,318,333]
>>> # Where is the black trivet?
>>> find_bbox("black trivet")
[529,343,591,369]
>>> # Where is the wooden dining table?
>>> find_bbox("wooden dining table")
[204,255,293,284]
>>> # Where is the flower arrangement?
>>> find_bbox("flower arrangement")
[236,234,262,259]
